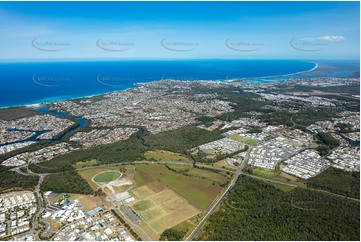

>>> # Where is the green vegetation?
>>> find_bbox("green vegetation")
[29,132,147,173]
[160,228,186,241]
[215,88,265,121]
[165,164,228,185]
[0,170,39,192]
[307,167,360,198]
[198,175,359,241]
[133,199,155,212]
[76,165,132,191]
[41,170,93,194]
[250,167,276,178]
[315,132,340,156]
[229,135,258,145]
[93,171,121,183]
[0,107,38,121]
[144,150,190,162]
[316,132,340,148]
[144,126,223,153]
[247,125,262,133]
[336,123,356,133]
[135,164,224,210]
[267,181,296,192]
[73,159,97,169]
[196,116,216,127]
[29,125,222,174]
[113,184,132,193]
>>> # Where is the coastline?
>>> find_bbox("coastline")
[227,62,318,82]
[0,62,318,110]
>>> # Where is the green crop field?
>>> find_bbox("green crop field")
[93,171,121,183]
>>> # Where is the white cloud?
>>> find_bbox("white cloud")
[302,35,346,41]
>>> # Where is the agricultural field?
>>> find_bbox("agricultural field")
[144,150,190,162]
[130,185,200,235]
[134,164,226,211]
[229,135,258,145]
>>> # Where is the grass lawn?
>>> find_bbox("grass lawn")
[134,164,223,211]
[113,184,132,193]
[167,164,228,184]
[103,186,112,193]
[213,160,237,171]
[73,159,97,169]
[229,135,258,145]
[133,199,156,212]
[78,165,125,190]
[93,171,121,183]
[266,181,296,192]
[252,167,276,178]
[144,150,190,162]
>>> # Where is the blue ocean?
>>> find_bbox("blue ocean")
[0,59,316,108]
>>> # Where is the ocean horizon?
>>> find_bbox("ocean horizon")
[0,59,318,108]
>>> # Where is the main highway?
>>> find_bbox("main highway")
[185,147,251,241]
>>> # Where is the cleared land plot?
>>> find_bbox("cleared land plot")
[131,186,200,234]
[113,184,132,193]
[93,171,121,183]
[134,164,224,211]
[131,185,156,200]
[46,193,102,211]
[141,206,167,222]
[73,159,97,169]
[132,199,156,212]
[144,150,190,162]
[229,135,258,145]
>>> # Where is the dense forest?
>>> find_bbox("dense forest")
[307,167,360,198]
[197,175,360,241]
[0,170,39,192]
[144,125,223,153]
[41,170,93,194]
[159,228,186,241]
[28,125,224,173]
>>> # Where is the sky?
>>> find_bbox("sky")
[0,1,359,60]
